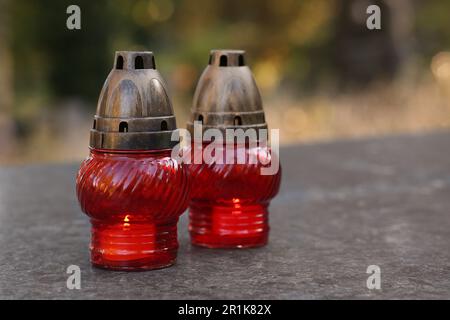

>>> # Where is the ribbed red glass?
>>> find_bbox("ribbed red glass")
[187,142,281,248]
[76,149,189,270]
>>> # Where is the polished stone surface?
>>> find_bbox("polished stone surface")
[1,131,450,299]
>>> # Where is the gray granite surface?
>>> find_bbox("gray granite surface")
[1,131,450,299]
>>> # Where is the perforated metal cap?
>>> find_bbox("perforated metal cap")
[90,51,176,150]
[187,49,267,140]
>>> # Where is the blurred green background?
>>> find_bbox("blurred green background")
[1,0,450,164]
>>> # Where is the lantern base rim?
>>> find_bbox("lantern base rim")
[90,220,178,271]
[189,201,269,249]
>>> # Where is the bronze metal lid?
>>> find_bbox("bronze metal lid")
[187,49,267,140]
[90,51,177,150]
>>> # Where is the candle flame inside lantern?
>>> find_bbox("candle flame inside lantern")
[123,215,130,227]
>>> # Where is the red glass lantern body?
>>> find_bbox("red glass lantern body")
[76,149,189,270]
[188,142,281,248]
